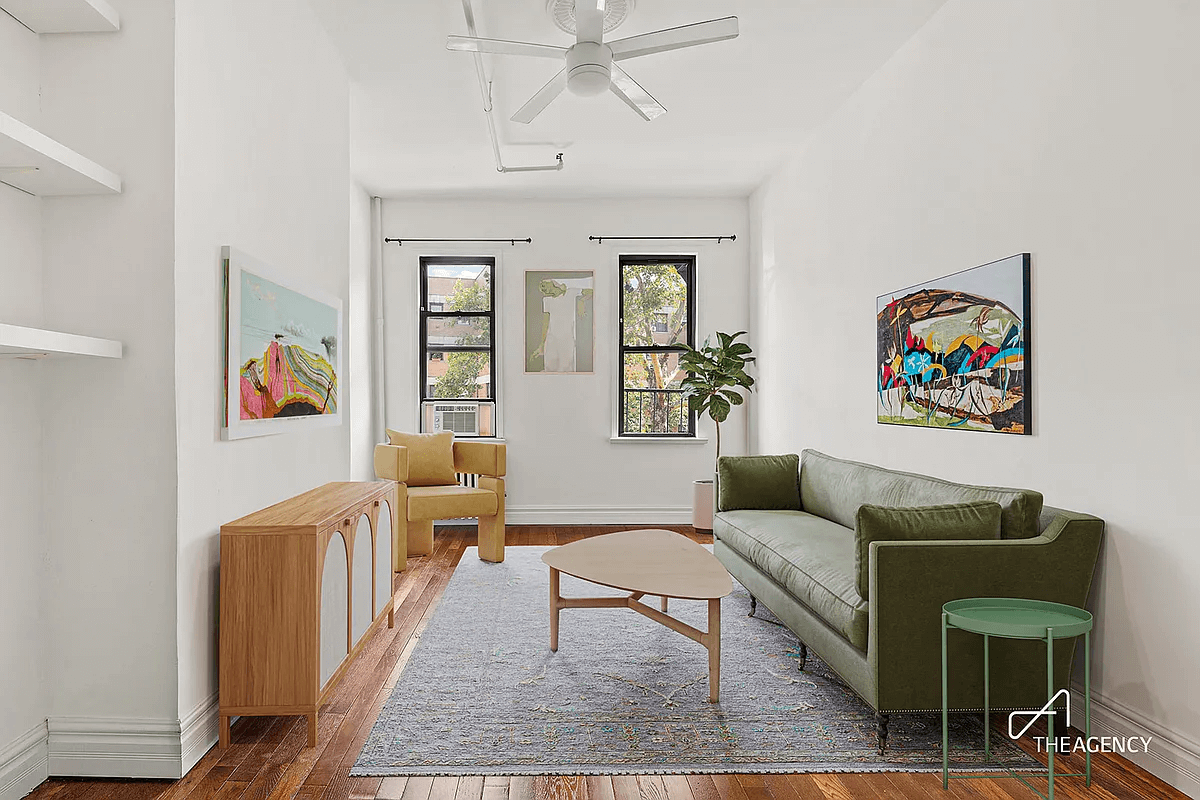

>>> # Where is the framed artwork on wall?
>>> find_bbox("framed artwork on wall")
[876,253,1031,435]
[524,270,595,373]
[223,246,343,440]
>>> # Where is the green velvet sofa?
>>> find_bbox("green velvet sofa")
[713,449,1104,753]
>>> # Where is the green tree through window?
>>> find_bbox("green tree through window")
[431,278,491,399]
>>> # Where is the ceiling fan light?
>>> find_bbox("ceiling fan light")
[565,41,613,96]
[567,64,611,96]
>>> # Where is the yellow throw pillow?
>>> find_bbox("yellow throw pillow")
[384,430,457,486]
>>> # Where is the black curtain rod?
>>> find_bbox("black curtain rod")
[589,235,736,244]
[385,238,531,246]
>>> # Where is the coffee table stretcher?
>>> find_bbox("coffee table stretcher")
[548,566,723,702]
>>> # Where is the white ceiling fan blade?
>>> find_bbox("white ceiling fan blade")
[609,65,666,121]
[511,70,568,124]
[446,35,567,59]
[575,0,605,44]
[609,16,739,61]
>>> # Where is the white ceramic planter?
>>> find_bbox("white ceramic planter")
[692,479,714,531]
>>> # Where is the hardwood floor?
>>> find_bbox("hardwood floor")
[25,526,1187,800]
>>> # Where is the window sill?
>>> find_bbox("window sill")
[609,436,709,444]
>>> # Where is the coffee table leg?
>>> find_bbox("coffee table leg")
[549,567,560,652]
[707,597,721,703]
[661,596,668,612]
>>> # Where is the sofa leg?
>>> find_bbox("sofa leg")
[877,713,890,756]
[748,594,757,617]
[798,642,808,671]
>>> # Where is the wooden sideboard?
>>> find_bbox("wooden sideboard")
[218,481,398,748]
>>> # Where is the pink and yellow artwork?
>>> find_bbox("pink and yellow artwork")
[223,247,342,439]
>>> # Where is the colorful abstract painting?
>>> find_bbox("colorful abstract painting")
[223,247,343,440]
[877,253,1031,434]
[524,270,594,373]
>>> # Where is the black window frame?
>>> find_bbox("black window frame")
[419,255,497,437]
[618,255,697,438]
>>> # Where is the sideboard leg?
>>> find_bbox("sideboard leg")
[218,715,230,749]
[307,713,319,747]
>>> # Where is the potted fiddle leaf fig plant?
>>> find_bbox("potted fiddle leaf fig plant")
[680,330,755,530]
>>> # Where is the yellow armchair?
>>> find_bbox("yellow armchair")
[374,439,506,570]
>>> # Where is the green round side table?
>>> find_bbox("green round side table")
[941,597,1093,800]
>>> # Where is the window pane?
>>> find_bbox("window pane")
[622,389,689,435]
[622,261,688,346]
[425,316,491,347]
[623,352,685,390]
[622,352,689,434]
[425,263,491,311]
[422,401,495,437]
[426,351,492,399]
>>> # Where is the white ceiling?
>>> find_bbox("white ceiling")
[307,0,947,199]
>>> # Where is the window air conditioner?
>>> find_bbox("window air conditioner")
[433,403,480,436]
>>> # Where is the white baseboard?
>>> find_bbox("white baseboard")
[0,723,48,800]
[180,692,219,775]
[504,505,693,525]
[1072,686,1200,798]
[47,716,182,779]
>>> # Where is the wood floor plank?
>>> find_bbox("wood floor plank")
[508,776,535,800]
[806,775,853,800]
[428,777,461,800]
[777,775,824,800]
[635,776,668,800]
[377,777,409,800]
[584,777,615,800]
[706,775,749,800]
[400,777,435,800]
[660,776,692,800]
[609,776,640,800]
[453,776,484,800]
[732,777,768,800]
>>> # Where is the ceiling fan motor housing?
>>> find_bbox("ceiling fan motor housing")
[565,42,612,96]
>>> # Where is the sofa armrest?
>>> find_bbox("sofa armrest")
[869,511,1103,713]
[453,441,506,477]
[374,443,409,483]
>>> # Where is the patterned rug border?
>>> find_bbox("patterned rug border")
[351,764,1043,777]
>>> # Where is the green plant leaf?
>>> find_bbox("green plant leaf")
[720,389,744,405]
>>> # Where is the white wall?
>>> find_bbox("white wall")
[349,184,376,480]
[381,198,750,522]
[0,12,49,799]
[750,0,1200,792]
[37,0,180,779]
[173,0,357,772]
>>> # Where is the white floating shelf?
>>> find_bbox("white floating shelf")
[0,110,121,196]
[0,0,120,33]
[0,323,123,359]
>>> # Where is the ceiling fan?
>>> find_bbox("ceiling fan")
[446,2,739,124]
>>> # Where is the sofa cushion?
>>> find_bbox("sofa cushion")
[800,449,1044,539]
[715,510,868,651]
[854,501,1002,600]
[385,430,457,486]
[717,454,800,511]
[407,486,498,520]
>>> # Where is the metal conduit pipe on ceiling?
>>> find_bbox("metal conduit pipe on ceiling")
[460,0,564,174]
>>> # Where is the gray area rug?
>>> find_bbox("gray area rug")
[353,546,1038,775]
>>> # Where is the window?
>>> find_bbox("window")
[618,255,696,436]
[419,256,496,437]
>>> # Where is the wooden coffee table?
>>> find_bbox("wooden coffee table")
[541,529,733,702]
